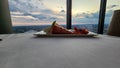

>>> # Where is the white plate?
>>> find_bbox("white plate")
[33,30,98,37]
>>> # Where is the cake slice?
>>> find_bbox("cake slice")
[48,21,73,34]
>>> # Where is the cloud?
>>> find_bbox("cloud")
[107,5,119,9]
[12,16,37,24]
[8,0,46,12]
[23,12,59,21]
[104,10,114,24]
[75,11,99,19]
[11,11,64,24]
[73,11,99,24]
[40,9,55,14]
[9,0,113,25]
[8,0,66,24]
[73,9,114,24]
[60,10,65,13]
[105,10,113,17]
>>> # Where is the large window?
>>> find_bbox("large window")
[72,0,100,33]
[8,0,66,33]
[104,0,120,33]
[8,0,118,34]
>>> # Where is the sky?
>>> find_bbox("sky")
[8,0,120,26]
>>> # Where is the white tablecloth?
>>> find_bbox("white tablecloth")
[0,33,120,68]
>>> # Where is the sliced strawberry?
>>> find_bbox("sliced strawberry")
[74,27,79,32]
[73,27,81,34]
[73,27,89,34]
[79,28,89,34]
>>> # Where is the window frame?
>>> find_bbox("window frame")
[66,0,107,34]
[98,0,107,34]
[6,0,107,34]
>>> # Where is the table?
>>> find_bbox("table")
[0,33,120,68]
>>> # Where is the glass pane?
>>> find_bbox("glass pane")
[104,0,120,33]
[8,0,66,33]
[72,0,100,33]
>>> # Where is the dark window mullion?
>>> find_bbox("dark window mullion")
[98,0,107,34]
[66,0,72,29]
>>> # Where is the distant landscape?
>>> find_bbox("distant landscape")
[12,24,109,34]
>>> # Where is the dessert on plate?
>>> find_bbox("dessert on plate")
[44,21,89,35]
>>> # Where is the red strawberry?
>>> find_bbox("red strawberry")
[79,28,89,34]
[73,27,89,34]
[73,27,82,34]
